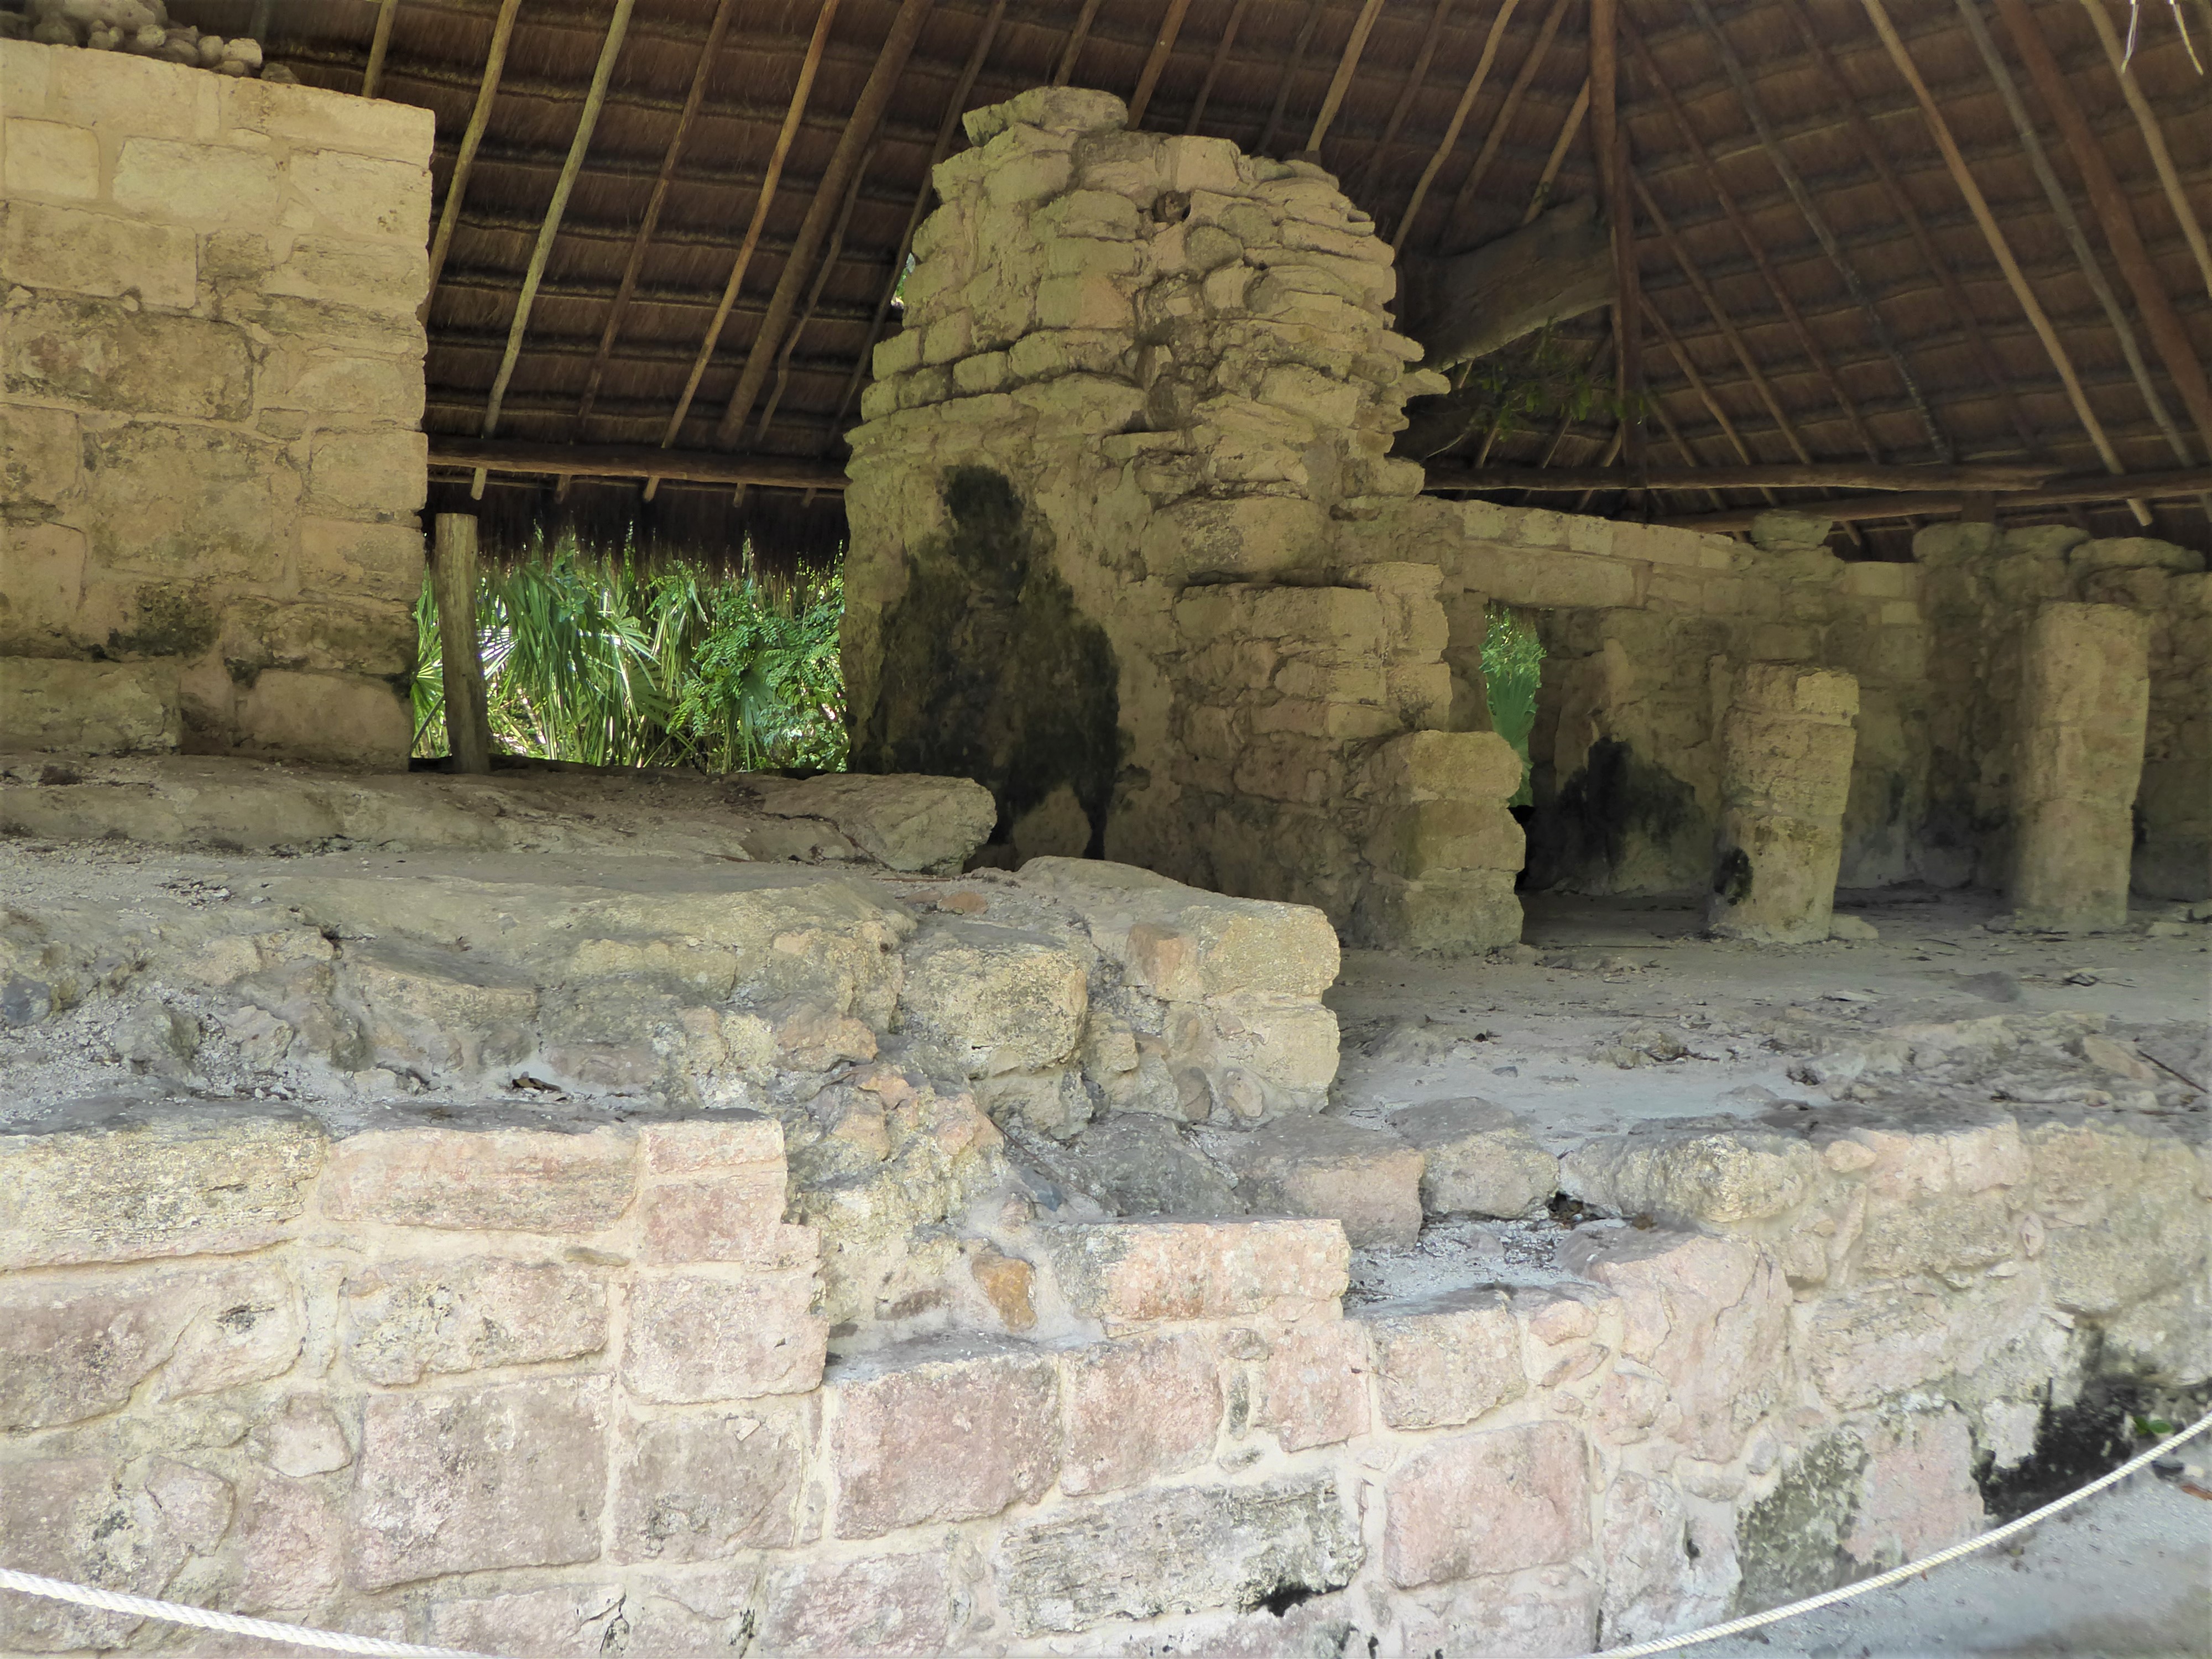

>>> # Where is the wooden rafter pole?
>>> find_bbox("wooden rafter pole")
[754,142,874,448]
[1353,0,1456,202]
[1259,0,1330,156]
[361,0,399,98]
[1129,0,1195,127]
[1680,0,1951,465]
[1185,0,1255,134]
[1391,0,1523,251]
[1642,295,1780,509]
[1648,465,2212,531]
[1439,0,1573,244]
[1588,0,1644,479]
[714,0,932,450]
[1431,461,2062,491]
[1520,77,1586,225]
[1623,19,1879,464]
[471,0,635,499]
[430,436,848,489]
[421,0,523,320]
[659,0,843,458]
[1991,0,2212,453]
[828,0,1007,443]
[573,0,739,436]
[1856,0,2148,522]
[1053,0,1107,87]
[1305,0,1391,154]
[2077,0,2212,301]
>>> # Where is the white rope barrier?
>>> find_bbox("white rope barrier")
[0,1569,507,1659]
[1593,1406,2212,1657]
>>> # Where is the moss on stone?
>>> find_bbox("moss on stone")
[1731,1430,1867,1614]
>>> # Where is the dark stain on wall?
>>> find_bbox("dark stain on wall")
[854,466,1120,854]
[1526,737,1701,891]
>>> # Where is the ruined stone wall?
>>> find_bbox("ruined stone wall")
[1916,523,2210,904]
[0,40,430,763]
[4,1083,2203,1656]
[842,88,1525,950]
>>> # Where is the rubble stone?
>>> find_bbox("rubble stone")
[1389,1098,1557,1218]
[1213,1114,1423,1246]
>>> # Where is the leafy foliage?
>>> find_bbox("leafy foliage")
[1481,603,1543,807]
[1437,323,1646,463]
[412,545,847,774]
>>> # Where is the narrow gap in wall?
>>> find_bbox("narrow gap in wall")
[1481,603,1543,889]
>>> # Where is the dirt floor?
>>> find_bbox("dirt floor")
[1694,1469,2211,1659]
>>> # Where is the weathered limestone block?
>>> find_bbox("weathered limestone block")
[0,656,180,753]
[1705,664,1860,943]
[348,1377,611,1589]
[757,1553,954,1657]
[1383,1421,1590,1588]
[993,1474,1364,1635]
[826,1338,1060,1537]
[1399,1567,1601,1659]
[1600,1472,1738,1644]
[1389,1097,1557,1218]
[341,1258,609,1385]
[2007,603,2151,928]
[622,1271,827,1402]
[1562,1124,1823,1228]
[896,917,1089,1087]
[1252,1317,1372,1451]
[317,1126,637,1233]
[1361,1288,1527,1431]
[1061,1330,1223,1492]
[611,1399,814,1560]
[0,1456,196,1651]
[1037,1216,1349,1329]
[1211,1113,1424,1247]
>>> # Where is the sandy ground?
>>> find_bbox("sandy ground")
[1692,1470,2211,1659]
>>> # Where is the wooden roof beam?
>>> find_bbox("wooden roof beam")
[1391,0,1523,252]
[1183,0,1253,134]
[470,0,635,498]
[753,142,874,450]
[1304,0,1389,155]
[1128,0,1193,128]
[1519,76,1587,224]
[1647,465,2212,532]
[421,0,523,320]
[1439,0,1574,243]
[715,0,935,450]
[1352,0,1457,203]
[430,435,847,489]
[1430,461,2063,491]
[1258,0,1329,158]
[2075,0,2212,300]
[1856,0,2149,522]
[1053,0,1107,87]
[828,0,1009,442]
[573,0,738,436]
[359,0,399,98]
[659,0,844,457]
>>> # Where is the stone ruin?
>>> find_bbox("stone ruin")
[1,55,2209,1659]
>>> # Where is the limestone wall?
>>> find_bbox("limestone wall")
[0,40,431,763]
[3,1084,2202,1656]
[842,88,1524,951]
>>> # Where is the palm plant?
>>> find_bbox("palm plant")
[1482,603,1543,806]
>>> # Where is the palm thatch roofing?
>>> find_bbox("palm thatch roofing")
[189,0,2209,566]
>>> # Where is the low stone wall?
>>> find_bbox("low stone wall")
[3,1085,2203,1656]
[0,40,430,763]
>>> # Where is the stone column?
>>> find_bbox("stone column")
[2007,602,2151,929]
[1704,664,1860,943]
[1356,730,1527,950]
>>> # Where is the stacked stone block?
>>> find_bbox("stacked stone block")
[842,87,1527,951]
[4,1086,2204,1655]
[2006,602,2151,929]
[0,40,430,763]
[1704,664,1860,943]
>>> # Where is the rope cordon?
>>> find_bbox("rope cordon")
[2,1410,2205,1658]
[0,1571,505,1659]
[1594,1406,2212,1656]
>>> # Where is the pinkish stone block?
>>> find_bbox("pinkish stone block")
[758,1553,953,1657]
[318,1126,636,1233]
[611,1399,813,1560]
[1254,1319,1370,1451]
[1383,1421,1591,1588]
[341,1258,607,1385]
[1364,1288,1526,1431]
[828,1339,1059,1537]
[1038,1217,1348,1328]
[639,1176,816,1267]
[1844,1411,1986,1568]
[638,1113,784,1173]
[622,1272,827,1402]
[1062,1332,1222,1494]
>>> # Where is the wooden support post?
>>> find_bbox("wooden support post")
[431,514,493,775]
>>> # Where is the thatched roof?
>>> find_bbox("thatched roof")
[186,0,2209,565]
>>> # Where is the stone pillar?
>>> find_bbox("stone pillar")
[1356,730,1526,950]
[1704,664,1859,943]
[2007,602,2151,928]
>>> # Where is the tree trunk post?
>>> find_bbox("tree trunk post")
[431,513,493,774]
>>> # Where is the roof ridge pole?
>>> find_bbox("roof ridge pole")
[1129,0,1196,127]
[1856,0,2150,522]
[1681,0,1953,466]
[1589,0,1645,496]
[826,0,1008,444]
[1960,0,2205,525]
[1054,0,1107,87]
[1259,0,1332,156]
[1186,0,1256,134]
[421,0,524,322]
[573,0,742,441]
[1623,19,1880,467]
[1306,0,1392,155]
[1438,0,1574,244]
[360,0,399,98]
[1353,0,1457,203]
[2076,0,2212,301]
[1991,0,2212,469]
[713,0,936,450]
[1390,0,1524,251]
[471,0,637,500]
[657,0,846,479]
